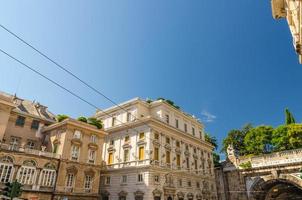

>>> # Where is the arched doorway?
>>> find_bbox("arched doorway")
[250,175,302,200]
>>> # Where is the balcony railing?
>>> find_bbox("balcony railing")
[0,143,61,159]
[55,186,98,194]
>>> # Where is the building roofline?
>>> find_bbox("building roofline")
[43,118,108,136]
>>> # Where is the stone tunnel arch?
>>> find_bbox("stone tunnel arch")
[250,174,302,200]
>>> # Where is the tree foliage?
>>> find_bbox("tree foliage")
[2,180,23,199]
[77,116,88,123]
[205,133,218,150]
[213,152,221,167]
[285,108,296,125]
[87,117,103,129]
[271,125,289,151]
[244,126,273,155]
[56,114,69,122]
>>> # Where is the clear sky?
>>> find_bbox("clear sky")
[1,1,302,157]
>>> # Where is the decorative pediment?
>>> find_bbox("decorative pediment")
[88,142,98,150]
[53,139,61,145]
[122,143,132,149]
[71,138,82,146]
[152,140,160,146]
[84,168,95,177]
[107,146,116,152]
[119,190,128,197]
[152,189,162,197]
[134,190,144,197]
[164,144,171,150]
[184,150,190,156]
[66,165,78,174]
[137,140,146,146]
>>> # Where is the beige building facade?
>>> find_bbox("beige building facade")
[95,98,217,200]
[0,91,107,200]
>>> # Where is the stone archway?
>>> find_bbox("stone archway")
[250,174,302,200]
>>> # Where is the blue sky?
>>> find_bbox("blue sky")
[1,1,302,157]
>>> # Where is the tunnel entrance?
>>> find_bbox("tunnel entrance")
[264,182,302,200]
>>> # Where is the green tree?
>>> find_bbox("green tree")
[205,133,218,150]
[56,114,69,122]
[244,125,273,155]
[222,124,252,156]
[77,116,88,123]
[2,180,23,200]
[285,108,296,125]
[213,152,221,167]
[87,117,103,129]
[271,125,289,151]
[287,124,302,149]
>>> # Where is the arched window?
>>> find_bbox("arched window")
[17,160,37,185]
[0,156,14,183]
[38,163,56,187]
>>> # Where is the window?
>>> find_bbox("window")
[192,127,195,136]
[194,148,197,154]
[127,112,132,122]
[121,175,127,183]
[0,157,14,183]
[124,149,130,162]
[108,152,114,164]
[40,168,56,187]
[112,117,116,126]
[88,149,96,164]
[165,114,169,124]
[196,181,200,188]
[139,146,144,160]
[66,173,74,188]
[166,151,171,164]
[26,140,35,149]
[166,137,170,144]
[105,176,111,185]
[176,141,180,148]
[137,173,143,182]
[31,120,40,130]
[154,175,159,183]
[178,179,182,187]
[175,119,179,128]
[90,135,97,143]
[154,147,159,161]
[186,157,190,169]
[187,181,192,187]
[71,145,80,161]
[84,175,92,191]
[154,132,159,140]
[17,166,36,185]
[184,123,187,132]
[15,116,25,127]
[110,140,114,146]
[139,132,144,140]
[194,159,198,170]
[9,137,19,150]
[124,135,130,143]
[53,143,59,153]
[199,131,203,139]
[185,144,189,151]
[176,154,181,167]
[73,130,81,139]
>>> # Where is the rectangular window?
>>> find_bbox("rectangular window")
[124,149,129,162]
[0,163,13,183]
[121,175,127,183]
[166,137,170,144]
[26,140,35,149]
[105,176,111,185]
[71,145,80,161]
[139,146,144,160]
[178,179,182,187]
[108,152,113,164]
[124,135,130,143]
[88,150,96,164]
[199,131,203,139]
[165,114,169,124]
[154,132,159,140]
[73,130,82,139]
[112,117,116,126]
[139,132,145,140]
[137,173,143,182]
[127,112,132,122]
[196,181,200,188]
[192,127,195,136]
[154,175,159,183]
[184,123,187,132]
[176,154,181,167]
[154,147,159,161]
[186,157,190,169]
[110,140,114,146]
[176,141,180,148]
[188,181,192,187]
[15,116,25,127]
[175,119,179,128]
[166,151,171,164]
[90,135,97,143]
[194,159,198,170]
[31,120,40,130]
[84,175,92,190]
[66,173,74,188]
